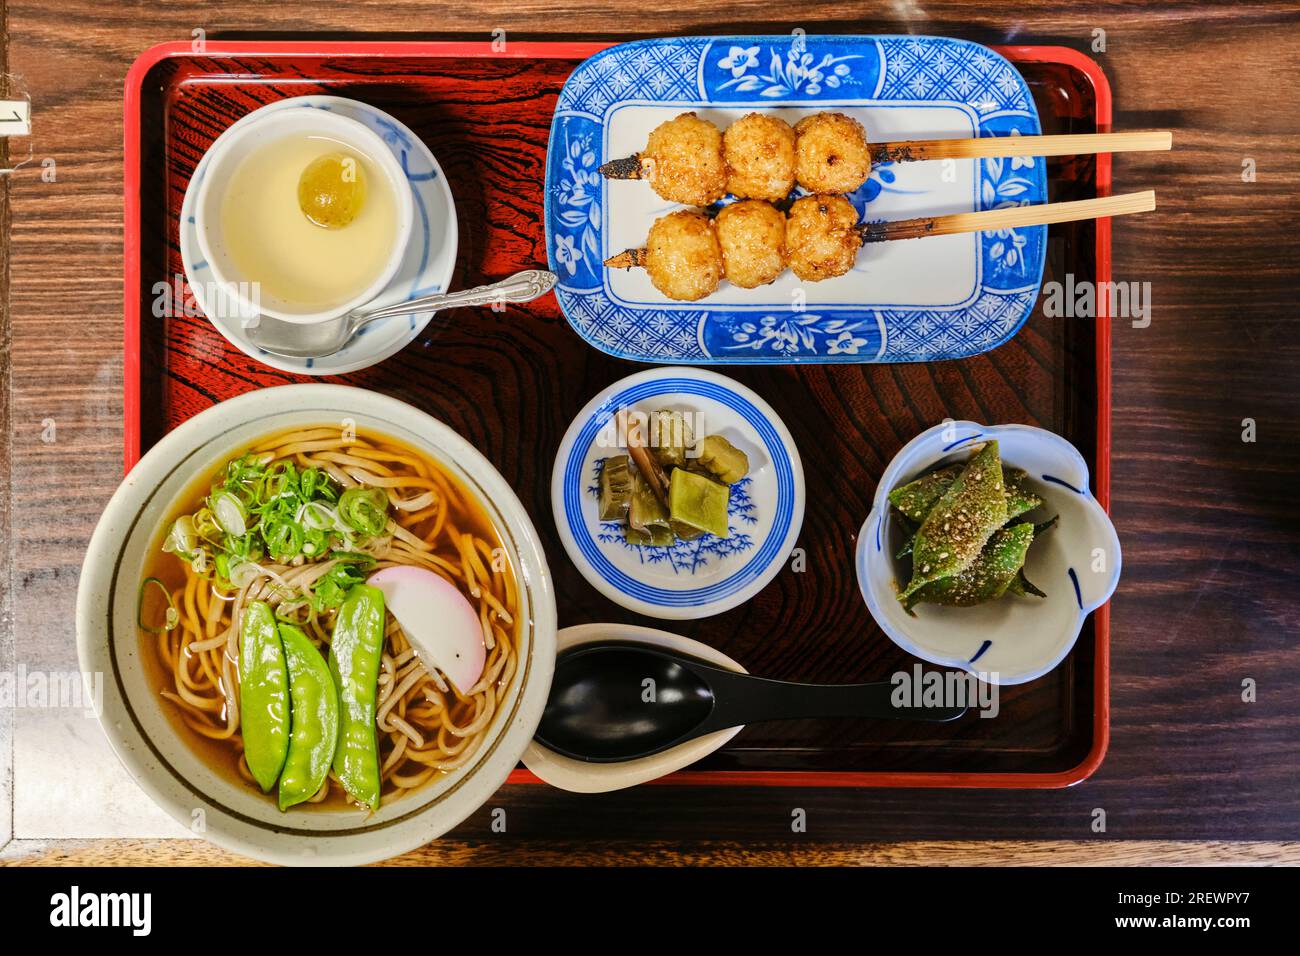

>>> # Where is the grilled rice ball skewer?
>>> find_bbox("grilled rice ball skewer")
[600,110,872,201]
[793,112,872,194]
[715,199,788,288]
[723,113,797,202]
[785,194,859,281]
[605,196,845,301]
[604,202,789,300]
[602,112,1171,202]
[624,209,725,302]
[617,112,729,207]
[605,190,1159,301]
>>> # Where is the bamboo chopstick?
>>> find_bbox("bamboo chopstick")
[861,190,1157,243]
[870,131,1172,164]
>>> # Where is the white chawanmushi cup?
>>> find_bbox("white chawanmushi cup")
[193,104,414,325]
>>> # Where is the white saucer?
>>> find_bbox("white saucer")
[521,623,747,793]
[179,95,457,375]
[551,367,805,620]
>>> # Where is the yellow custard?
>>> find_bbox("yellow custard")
[220,134,398,312]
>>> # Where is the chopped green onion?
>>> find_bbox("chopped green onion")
[209,491,248,536]
[338,488,389,536]
[264,516,304,561]
[227,561,263,589]
[310,553,376,612]
[162,515,197,559]
[301,527,329,557]
[297,501,335,530]
[138,577,179,634]
[301,468,327,501]
[192,507,222,541]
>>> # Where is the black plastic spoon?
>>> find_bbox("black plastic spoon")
[535,642,967,763]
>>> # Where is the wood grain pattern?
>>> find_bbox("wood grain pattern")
[6,838,1299,868]
[4,1,1300,865]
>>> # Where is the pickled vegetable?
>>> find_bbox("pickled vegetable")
[598,455,634,521]
[629,470,672,535]
[669,519,706,542]
[298,151,367,229]
[668,468,730,538]
[648,410,693,469]
[901,441,1008,600]
[599,408,749,549]
[626,525,676,547]
[695,434,749,485]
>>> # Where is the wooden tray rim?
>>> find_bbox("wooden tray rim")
[121,38,1112,790]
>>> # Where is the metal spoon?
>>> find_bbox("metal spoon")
[244,269,558,359]
[535,642,967,764]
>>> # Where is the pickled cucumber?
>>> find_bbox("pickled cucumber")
[625,525,676,547]
[648,410,693,470]
[694,434,749,485]
[668,468,730,538]
[298,152,367,229]
[629,471,672,535]
[598,455,633,521]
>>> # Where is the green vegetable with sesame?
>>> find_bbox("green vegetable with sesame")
[891,442,1056,611]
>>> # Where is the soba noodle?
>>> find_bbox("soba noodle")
[143,426,520,809]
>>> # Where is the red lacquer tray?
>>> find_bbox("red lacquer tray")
[124,39,1113,789]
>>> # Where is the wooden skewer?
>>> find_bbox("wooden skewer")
[604,192,1156,270]
[599,155,646,180]
[857,190,1156,243]
[868,131,1172,164]
[599,131,1172,180]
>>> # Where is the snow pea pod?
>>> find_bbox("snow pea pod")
[891,465,1039,525]
[888,464,961,523]
[901,441,1008,599]
[329,584,386,810]
[1004,470,1043,522]
[238,600,289,792]
[277,623,339,812]
[905,521,1035,610]
[895,470,1041,560]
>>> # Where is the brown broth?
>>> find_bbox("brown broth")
[137,425,520,812]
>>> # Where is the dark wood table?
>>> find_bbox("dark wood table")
[3,1,1298,866]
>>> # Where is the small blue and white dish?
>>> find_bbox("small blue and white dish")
[856,421,1121,685]
[180,95,457,375]
[545,34,1048,364]
[551,367,805,620]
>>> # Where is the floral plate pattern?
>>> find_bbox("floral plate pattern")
[544,34,1048,364]
[551,367,805,620]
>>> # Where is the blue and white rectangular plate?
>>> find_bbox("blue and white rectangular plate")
[544,34,1048,364]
